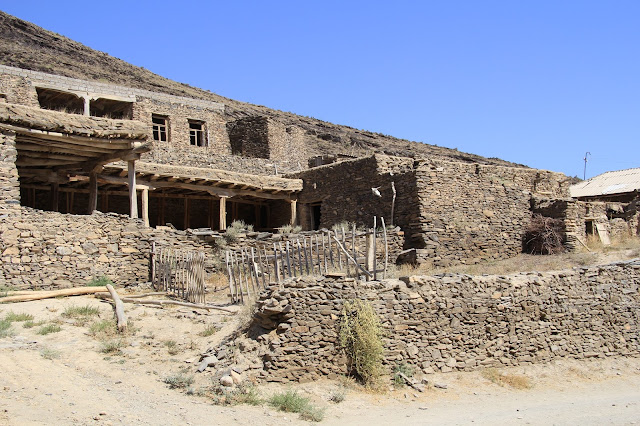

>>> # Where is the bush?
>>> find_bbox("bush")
[392,362,415,387]
[338,299,385,388]
[87,276,114,287]
[0,319,13,338]
[278,224,302,234]
[163,371,195,389]
[523,215,565,255]
[4,312,34,323]
[37,324,62,335]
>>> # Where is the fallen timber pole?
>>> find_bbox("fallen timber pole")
[94,293,236,313]
[0,286,108,303]
[106,284,128,333]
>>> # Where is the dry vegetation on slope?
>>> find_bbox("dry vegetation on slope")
[0,10,524,167]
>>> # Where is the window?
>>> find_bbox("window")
[189,120,207,147]
[152,115,168,142]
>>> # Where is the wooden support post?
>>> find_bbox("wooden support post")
[219,196,227,231]
[50,182,59,212]
[366,231,375,281]
[159,197,165,226]
[290,200,297,226]
[83,96,91,116]
[87,172,98,214]
[183,198,189,230]
[128,160,138,219]
[141,188,150,227]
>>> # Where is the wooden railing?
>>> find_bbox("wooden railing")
[225,217,389,304]
[151,243,206,304]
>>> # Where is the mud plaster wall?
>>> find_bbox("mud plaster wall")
[236,261,640,383]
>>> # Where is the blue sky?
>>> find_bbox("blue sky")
[3,1,639,178]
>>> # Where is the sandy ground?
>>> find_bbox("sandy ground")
[1,294,639,425]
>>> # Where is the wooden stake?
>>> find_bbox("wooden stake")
[381,216,388,279]
[128,160,138,219]
[373,216,378,281]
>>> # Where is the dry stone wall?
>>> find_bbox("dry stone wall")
[213,260,640,383]
[0,130,20,215]
[0,208,217,290]
[412,160,571,267]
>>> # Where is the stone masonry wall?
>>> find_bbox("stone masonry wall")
[0,130,20,216]
[0,208,217,290]
[0,74,39,107]
[217,260,640,383]
[132,97,229,155]
[412,160,571,267]
[289,155,419,235]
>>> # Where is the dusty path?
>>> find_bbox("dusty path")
[1,295,639,425]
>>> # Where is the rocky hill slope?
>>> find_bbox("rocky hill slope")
[0,11,522,167]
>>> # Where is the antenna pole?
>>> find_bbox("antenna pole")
[583,152,591,180]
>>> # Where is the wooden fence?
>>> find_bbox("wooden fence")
[225,216,389,304]
[151,243,206,304]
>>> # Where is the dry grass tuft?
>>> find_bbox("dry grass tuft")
[482,368,532,389]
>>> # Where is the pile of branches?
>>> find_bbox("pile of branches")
[524,214,566,255]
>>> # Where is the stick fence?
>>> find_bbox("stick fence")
[151,243,206,304]
[225,216,389,304]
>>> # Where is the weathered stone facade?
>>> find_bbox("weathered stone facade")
[228,116,308,167]
[210,260,640,383]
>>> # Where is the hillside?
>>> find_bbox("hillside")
[0,11,522,167]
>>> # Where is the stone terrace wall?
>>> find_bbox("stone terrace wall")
[0,208,217,290]
[0,130,20,216]
[218,260,640,383]
[413,160,571,267]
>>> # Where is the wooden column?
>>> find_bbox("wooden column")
[83,96,91,116]
[219,196,227,231]
[128,160,138,219]
[141,188,150,227]
[183,198,190,229]
[50,183,59,212]
[290,199,297,226]
[87,172,98,214]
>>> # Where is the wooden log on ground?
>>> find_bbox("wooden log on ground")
[0,286,109,303]
[94,293,237,313]
[106,284,128,333]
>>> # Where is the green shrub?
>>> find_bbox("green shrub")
[0,319,13,338]
[278,224,302,234]
[4,312,34,323]
[40,347,61,359]
[37,324,62,335]
[339,299,385,388]
[89,319,117,337]
[164,340,179,355]
[62,305,100,322]
[87,276,114,287]
[392,362,415,387]
[163,372,194,389]
[268,389,311,413]
[211,384,262,406]
[100,339,124,354]
[224,220,253,243]
[198,324,220,337]
[329,387,346,403]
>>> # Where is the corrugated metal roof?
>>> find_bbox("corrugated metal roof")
[570,167,640,198]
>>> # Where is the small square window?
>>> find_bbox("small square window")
[189,120,207,147]
[152,115,168,142]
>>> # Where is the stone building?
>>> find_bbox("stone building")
[1,63,639,289]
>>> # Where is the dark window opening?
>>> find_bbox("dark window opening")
[189,120,207,147]
[152,115,168,142]
[36,87,84,115]
[90,98,133,119]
